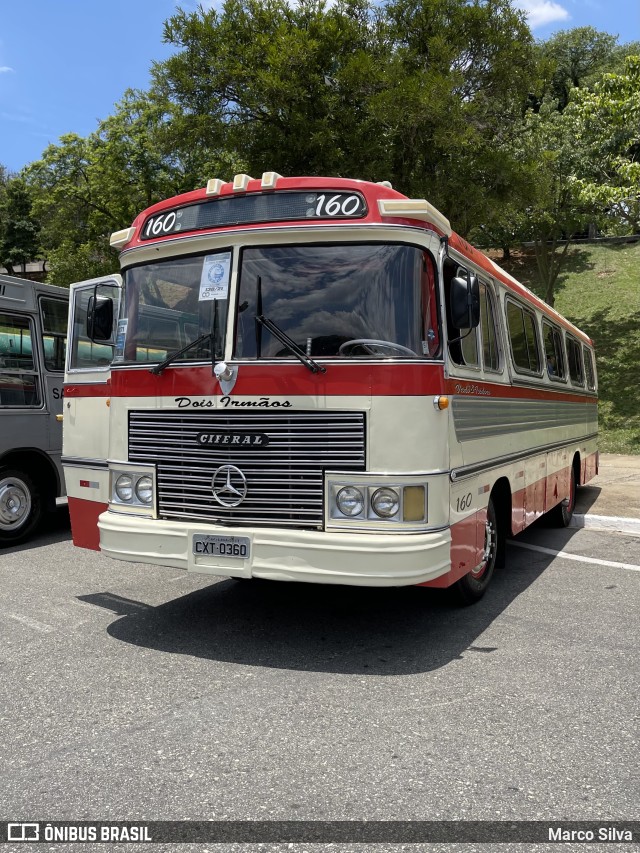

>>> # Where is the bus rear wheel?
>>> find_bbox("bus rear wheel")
[0,469,43,546]
[453,499,498,605]
[548,465,576,528]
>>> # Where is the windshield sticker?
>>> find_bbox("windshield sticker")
[199,252,231,301]
[113,318,127,362]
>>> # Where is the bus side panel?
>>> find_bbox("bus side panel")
[546,448,572,513]
[68,497,106,550]
[525,455,547,526]
[421,506,486,588]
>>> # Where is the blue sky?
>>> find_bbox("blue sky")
[1,0,638,174]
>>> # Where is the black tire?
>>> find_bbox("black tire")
[0,469,44,546]
[548,465,576,528]
[453,498,499,605]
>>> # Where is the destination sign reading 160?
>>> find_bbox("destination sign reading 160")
[140,191,367,240]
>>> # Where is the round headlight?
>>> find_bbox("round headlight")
[115,474,134,502]
[336,486,365,517]
[135,475,153,505]
[371,487,400,518]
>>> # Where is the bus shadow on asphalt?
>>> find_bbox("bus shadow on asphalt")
[85,543,560,675]
[0,505,71,553]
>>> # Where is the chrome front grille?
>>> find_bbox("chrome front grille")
[128,410,366,529]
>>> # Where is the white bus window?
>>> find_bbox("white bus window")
[40,297,68,372]
[480,283,500,371]
[566,336,584,386]
[506,300,541,374]
[0,313,41,407]
[583,345,596,391]
[542,321,566,380]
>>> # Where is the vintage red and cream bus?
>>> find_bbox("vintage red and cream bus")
[62,173,598,602]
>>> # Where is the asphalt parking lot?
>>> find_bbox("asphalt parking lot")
[1,493,638,852]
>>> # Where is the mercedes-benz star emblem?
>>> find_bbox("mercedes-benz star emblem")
[211,464,248,507]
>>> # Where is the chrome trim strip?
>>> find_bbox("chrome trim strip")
[452,396,598,442]
[61,456,109,469]
[450,432,598,481]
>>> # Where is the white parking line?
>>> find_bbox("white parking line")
[510,541,640,572]
[6,613,55,633]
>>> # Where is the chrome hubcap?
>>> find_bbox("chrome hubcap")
[0,478,32,530]
[472,518,495,578]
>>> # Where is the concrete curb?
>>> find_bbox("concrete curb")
[571,513,640,536]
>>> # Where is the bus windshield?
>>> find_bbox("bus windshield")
[117,243,439,365]
[117,252,230,364]
[236,243,438,359]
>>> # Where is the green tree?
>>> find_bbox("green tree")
[567,55,640,234]
[152,0,536,234]
[534,27,619,111]
[0,175,41,275]
[25,91,193,285]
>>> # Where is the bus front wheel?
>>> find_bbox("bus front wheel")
[453,498,498,605]
[0,469,43,546]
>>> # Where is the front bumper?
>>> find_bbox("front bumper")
[98,511,451,587]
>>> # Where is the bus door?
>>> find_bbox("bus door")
[38,295,68,458]
[63,276,121,548]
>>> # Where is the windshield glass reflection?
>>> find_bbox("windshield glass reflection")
[235,243,439,359]
[116,253,229,364]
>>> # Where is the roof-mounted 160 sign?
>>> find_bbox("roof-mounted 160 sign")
[141,191,367,240]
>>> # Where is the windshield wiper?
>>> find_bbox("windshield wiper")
[256,315,326,374]
[150,332,213,375]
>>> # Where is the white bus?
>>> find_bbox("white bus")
[0,274,68,544]
[62,174,598,602]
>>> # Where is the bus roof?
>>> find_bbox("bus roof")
[114,174,592,346]
[0,275,69,313]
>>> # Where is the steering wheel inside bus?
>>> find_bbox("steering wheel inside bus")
[338,339,419,357]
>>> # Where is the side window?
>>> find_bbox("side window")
[40,297,68,372]
[583,345,596,391]
[0,312,42,407]
[69,287,115,370]
[444,259,478,368]
[480,282,500,371]
[566,336,584,386]
[542,321,566,381]
[460,326,479,367]
[506,300,541,374]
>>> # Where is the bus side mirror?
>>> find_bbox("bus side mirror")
[451,272,480,329]
[87,294,114,342]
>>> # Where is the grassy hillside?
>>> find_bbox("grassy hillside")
[495,241,640,455]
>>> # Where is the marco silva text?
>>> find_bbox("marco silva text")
[549,826,633,843]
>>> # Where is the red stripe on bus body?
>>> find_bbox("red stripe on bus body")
[65,366,598,403]
[67,364,447,398]
[64,383,111,398]
[444,378,597,405]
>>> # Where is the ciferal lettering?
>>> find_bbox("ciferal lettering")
[196,432,270,448]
